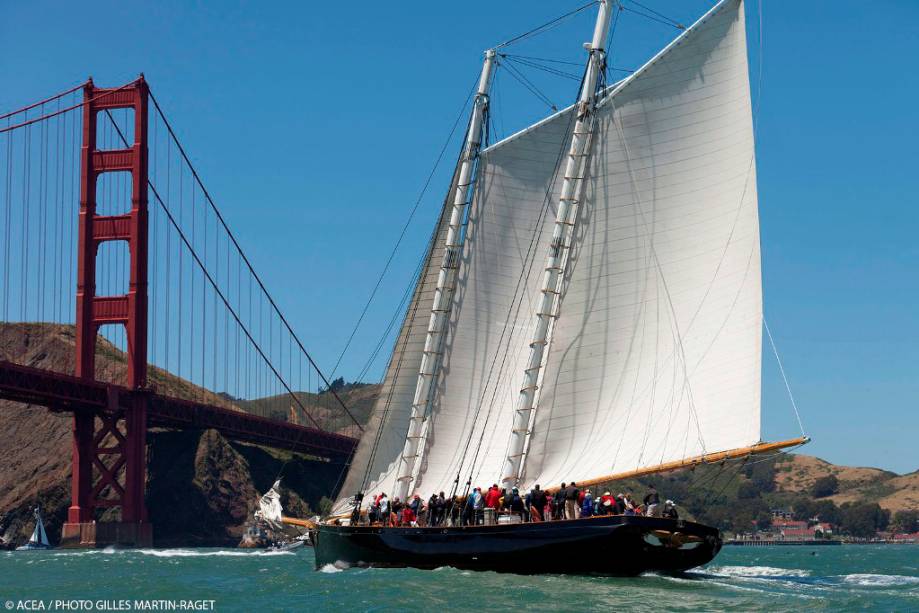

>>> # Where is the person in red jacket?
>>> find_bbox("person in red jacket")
[401,505,416,526]
[485,484,501,509]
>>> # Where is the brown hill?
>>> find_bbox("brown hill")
[774,453,919,513]
[0,322,363,546]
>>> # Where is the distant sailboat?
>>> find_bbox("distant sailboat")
[314,0,807,575]
[16,506,52,551]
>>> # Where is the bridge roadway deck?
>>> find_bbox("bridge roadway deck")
[0,360,358,460]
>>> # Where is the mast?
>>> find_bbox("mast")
[392,49,497,502]
[500,0,613,490]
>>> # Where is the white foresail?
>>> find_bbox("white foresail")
[410,108,576,496]
[522,0,762,488]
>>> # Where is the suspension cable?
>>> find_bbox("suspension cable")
[145,88,362,431]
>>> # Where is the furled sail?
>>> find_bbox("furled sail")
[522,0,762,488]
[255,479,284,527]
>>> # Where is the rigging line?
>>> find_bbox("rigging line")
[500,55,583,82]
[103,110,326,431]
[764,318,806,437]
[358,154,466,496]
[145,88,362,431]
[356,160,463,495]
[505,52,633,75]
[353,255,422,384]
[0,81,86,121]
[495,1,598,50]
[499,59,559,111]
[328,75,479,379]
[501,54,583,67]
[624,0,685,29]
[621,4,684,30]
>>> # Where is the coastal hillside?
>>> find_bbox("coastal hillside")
[0,322,369,546]
[773,453,919,514]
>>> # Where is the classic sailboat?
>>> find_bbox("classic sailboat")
[313,0,807,575]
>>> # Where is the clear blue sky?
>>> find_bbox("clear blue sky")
[2,1,917,474]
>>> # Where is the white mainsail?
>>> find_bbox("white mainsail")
[522,0,761,488]
[336,0,764,509]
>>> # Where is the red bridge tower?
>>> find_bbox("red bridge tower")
[62,76,152,547]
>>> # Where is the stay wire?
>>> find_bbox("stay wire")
[764,318,806,437]
[498,59,559,111]
[328,75,479,379]
[624,0,685,30]
[495,1,598,50]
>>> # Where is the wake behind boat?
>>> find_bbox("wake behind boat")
[315,0,807,575]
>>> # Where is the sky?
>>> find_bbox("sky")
[2,1,917,474]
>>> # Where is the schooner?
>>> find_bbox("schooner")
[314,0,807,574]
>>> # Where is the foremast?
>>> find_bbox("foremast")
[392,50,497,503]
[500,0,614,490]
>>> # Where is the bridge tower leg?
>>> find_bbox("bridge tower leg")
[61,77,152,548]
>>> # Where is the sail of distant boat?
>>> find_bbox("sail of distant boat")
[255,480,285,528]
[334,0,805,516]
[16,506,51,550]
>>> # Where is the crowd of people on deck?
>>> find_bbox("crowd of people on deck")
[351,482,679,527]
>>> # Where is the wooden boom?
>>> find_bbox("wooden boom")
[563,436,810,492]
[281,516,316,529]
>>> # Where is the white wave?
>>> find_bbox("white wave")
[319,563,343,573]
[134,549,293,558]
[705,565,812,578]
[841,574,919,587]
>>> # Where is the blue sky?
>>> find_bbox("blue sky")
[2,1,917,474]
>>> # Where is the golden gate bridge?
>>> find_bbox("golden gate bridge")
[0,76,361,547]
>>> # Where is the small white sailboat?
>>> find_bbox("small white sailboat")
[15,506,52,551]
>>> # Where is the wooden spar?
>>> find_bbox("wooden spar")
[281,516,317,529]
[549,437,810,493]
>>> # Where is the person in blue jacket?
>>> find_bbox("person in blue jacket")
[581,489,594,518]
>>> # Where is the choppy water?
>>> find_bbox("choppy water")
[1,545,917,612]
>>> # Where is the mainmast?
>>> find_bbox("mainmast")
[392,50,497,502]
[501,0,613,490]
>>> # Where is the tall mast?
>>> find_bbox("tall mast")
[501,0,613,490]
[392,49,497,502]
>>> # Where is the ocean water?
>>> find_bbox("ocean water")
[1,545,917,612]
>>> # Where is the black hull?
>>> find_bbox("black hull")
[313,515,721,576]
